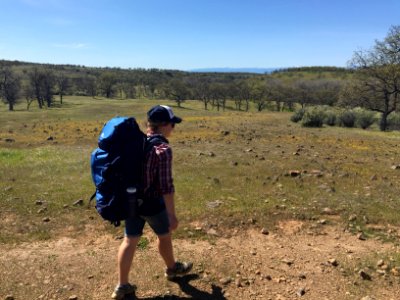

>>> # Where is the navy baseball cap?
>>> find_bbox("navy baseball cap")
[147,105,182,123]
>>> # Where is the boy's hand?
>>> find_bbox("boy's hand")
[168,213,178,231]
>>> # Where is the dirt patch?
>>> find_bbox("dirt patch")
[1,223,399,299]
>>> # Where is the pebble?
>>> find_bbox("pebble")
[282,259,294,266]
[348,214,357,222]
[359,270,372,280]
[219,277,232,285]
[69,296,78,300]
[235,278,242,287]
[73,199,84,206]
[206,228,218,236]
[298,273,306,279]
[296,287,306,296]
[357,233,366,240]
[328,258,339,267]
[261,228,269,235]
[322,207,334,215]
[42,217,50,222]
[5,296,14,300]
[376,259,384,267]
[391,267,400,276]
[361,297,375,300]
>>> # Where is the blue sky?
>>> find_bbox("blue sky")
[0,0,399,70]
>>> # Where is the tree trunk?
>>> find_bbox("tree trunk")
[380,111,389,131]
[9,102,14,111]
[60,93,63,104]
[203,99,208,110]
[276,101,281,111]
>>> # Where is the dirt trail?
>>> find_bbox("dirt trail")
[1,221,399,300]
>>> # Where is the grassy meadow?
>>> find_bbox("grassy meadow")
[1,96,400,245]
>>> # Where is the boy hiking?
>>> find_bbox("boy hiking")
[112,105,193,299]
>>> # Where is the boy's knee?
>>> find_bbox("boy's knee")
[123,236,140,247]
[157,233,172,241]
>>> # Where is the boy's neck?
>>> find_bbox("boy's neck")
[147,128,163,136]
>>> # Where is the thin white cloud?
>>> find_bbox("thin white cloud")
[52,43,88,49]
[46,17,74,26]
[21,0,67,9]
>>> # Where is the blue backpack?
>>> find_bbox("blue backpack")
[90,116,147,226]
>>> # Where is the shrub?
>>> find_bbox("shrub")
[290,109,305,123]
[387,113,400,130]
[339,110,356,128]
[356,110,376,129]
[301,108,325,127]
[324,111,337,126]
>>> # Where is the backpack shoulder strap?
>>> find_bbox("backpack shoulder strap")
[145,135,168,153]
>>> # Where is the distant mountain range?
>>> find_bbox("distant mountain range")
[189,67,279,74]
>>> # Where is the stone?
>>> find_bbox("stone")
[376,259,384,267]
[42,217,50,222]
[391,165,400,170]
[296,287,306,296]
[322,207,334,215]
[207,228,218,236]
[348,214,357,222]
[212,178,220,184]
[328,258,339,267]
[298,273,307,279]
[206,200,223,208]
[219,277,232,285]
[261,228,269,235]
[264,275,272,281]
[5,295,14,300]
[288,170,301,177]
[235,278,242,287]
[73,199,84,206]
[69,296,78,300]
[357,233,366,240]
[361,296,375,300]
[359,270,372,280]
[37,208,47,214]
[391,267,400,276]
[370,175,378,181]
[282,259,294,266]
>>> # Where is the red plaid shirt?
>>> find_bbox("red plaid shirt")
[143,134,175,199]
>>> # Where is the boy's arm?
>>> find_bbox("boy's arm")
[163,193,178,231]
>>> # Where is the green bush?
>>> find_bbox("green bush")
[290,109,305,123]
[356,110,376,129]
[387,113,400,130]
[301,108,325,127]
[324,111,337,126]
[339,110,356,128]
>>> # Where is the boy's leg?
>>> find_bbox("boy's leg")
[118,236,140,285]
[157,233,176,269]
[145,210,193,279]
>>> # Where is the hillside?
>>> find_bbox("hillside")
[0,97,400,299]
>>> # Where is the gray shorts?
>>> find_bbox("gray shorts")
[124,210,170,237]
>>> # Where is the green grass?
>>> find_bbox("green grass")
[1,96,400,244]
